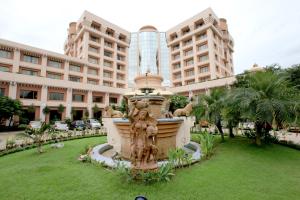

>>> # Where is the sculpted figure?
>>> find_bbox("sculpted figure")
[128,99,158,170]
[104,106,123,118]
[173,102,193,117]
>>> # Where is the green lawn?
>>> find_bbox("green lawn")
[0,136,299,200]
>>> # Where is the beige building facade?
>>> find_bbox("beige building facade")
[0,8,235,123]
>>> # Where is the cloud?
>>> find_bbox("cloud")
[0,0,299,73]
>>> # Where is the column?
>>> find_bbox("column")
[8,81,17,99]
[207,28,217,79]
[99,37,104,85]
[12,48,20,73]
[82,31,90,60]
[83,64,88,83]
[65,88,72,119]
[64,60,69,80]
[40,85,48,122]
[104,93,110,106]
[87,90,93,118]
[41,55,47,77]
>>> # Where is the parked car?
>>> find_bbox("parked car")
[53,121,69,131]
[28,121,42,129]
[70,120,86,130]
[86,119,101,129]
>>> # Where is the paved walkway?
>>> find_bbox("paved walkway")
[0,131,24,150]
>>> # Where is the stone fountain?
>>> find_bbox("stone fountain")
[90,73,200,170]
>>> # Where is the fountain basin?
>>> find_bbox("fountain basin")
[114,118,183,160]
[90,142,201,168]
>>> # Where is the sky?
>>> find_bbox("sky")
[0,0,299,74]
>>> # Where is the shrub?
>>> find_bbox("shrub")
[197,131,215,159]
[168,148,192,168]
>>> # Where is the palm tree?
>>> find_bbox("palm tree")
[198,88,226,142]
[232,71,299,146]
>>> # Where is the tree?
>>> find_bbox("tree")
[25,122,50,153]
[232,71,299,146]
[198,88,226,142]
[42,106,50,116]
[0,96,22,126]
[84,109,89,119]
[169,95,189,113]
[285,64,300,90]
[222,96,242,138]
[27,104,35,114]
[57,104,65,115]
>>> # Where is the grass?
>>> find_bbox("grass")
[0,136,299,200]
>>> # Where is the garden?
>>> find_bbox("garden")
[0,64,300,199]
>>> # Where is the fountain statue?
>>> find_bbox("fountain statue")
[90,72,200,171]
[128,99,158,170]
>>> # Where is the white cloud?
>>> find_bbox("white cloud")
[0,0,299,74]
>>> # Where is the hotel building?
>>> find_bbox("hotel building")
[0,8,235,123]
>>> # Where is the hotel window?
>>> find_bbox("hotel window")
[91,22,101,31]
[185,58,194,66]
[185,69,194,77]
[104,41,113,48]
[72,94,84,102]
[103,81,112,87]
[88,56,98,64]
[104,51,112,58]
[174,82,182,87]
[47,72,61,80]
[88,68,98,75]
[117,55,125,61]
[104,60,112,68]
[198,43,208,51]
[173,63,181,69]
[181,27,190,35]
[48,60,62,69]
[0,49,12,59]
[69,64,81,72]
[117,74,124,80]
[117,45,125,52]
[109,97,118,104]
[186,79,195,85]
[199,54,209,62]
[106,29,114,37]
[184,49,193,56]
[174,73,181,79]
[199,76,211,82]
[23,55,39,64]
[197,33,207,40]
[20,68,38,76]
[20,90,38,99]
[117,84,125,88]
[194,19,204,29]
[93,96,103,103]
[173,54,180,60]
[103,71,112,78]
[119,34,126,42]
[0,88,5,96]
[0,64,10,72]
[49,92,64,101]
[183,39,192,46]
[199,66,209,73]
[87,79,98,85]
[172,44,179,51]
[69,76,81,82]
[215,54,218,61]
[90,35,99,43]
[88,46,99,53]
[117,64,124,70]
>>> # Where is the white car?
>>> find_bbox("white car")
[87,119,101,129]
[53,121,69,131]
[28,121,42,129]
